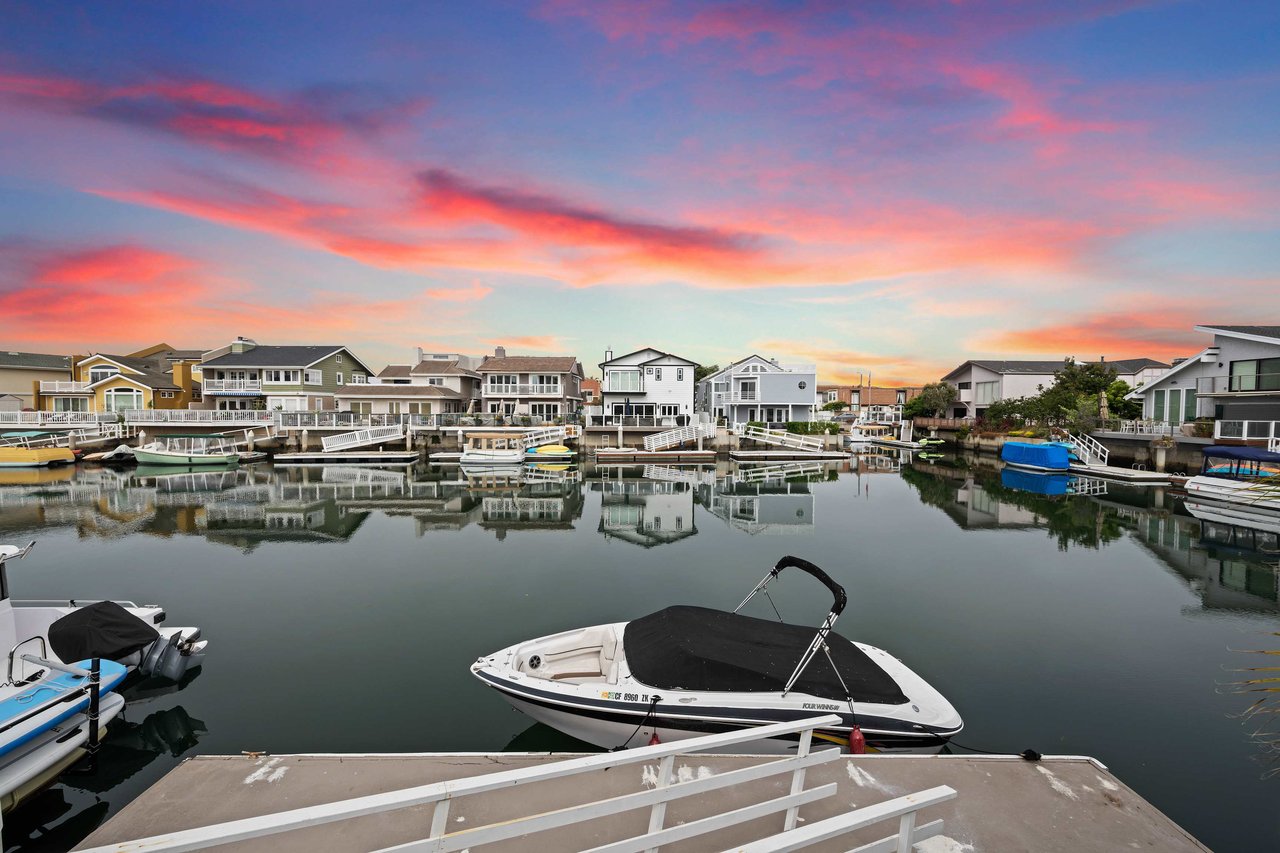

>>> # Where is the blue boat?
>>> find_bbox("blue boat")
[1000,441,1072,473]
[1000,467,1071,495]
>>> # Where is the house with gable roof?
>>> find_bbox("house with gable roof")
[337,348,483,416]
[200,337,372,411]
[697,355,817,426]
[599,347,698,427]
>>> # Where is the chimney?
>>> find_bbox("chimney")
[1171,357,1186,366]
[230,336,256,354]
[415,347,425,364]
[495,345,507,359]
[1100,355,1106,363]
[173,362,190,392]
[605,348,613,363]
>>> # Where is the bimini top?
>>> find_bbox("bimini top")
[624,605,908,704]
[1203,445,1280,464]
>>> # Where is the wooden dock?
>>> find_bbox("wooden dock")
[1068,462,1171,484]
[76,752,1206,852]
[595,449,717,463]
[273,450,420,466]
[730,450,849,461]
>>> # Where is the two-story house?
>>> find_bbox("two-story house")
[337,349,483,416]
[599,348,697,426]
[941,357,1169,420]
[1126,325,1280,441]
[0,351,72,411]
[200,338,372,411]
[698,355,816,425]
[477,346,584,419]
[817,384,920,422]
[37,344,204,413]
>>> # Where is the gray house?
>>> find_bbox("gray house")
[200,338,373,411]
[1127,325,1280,442]
[697,355,817,425]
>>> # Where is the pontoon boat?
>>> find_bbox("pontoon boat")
[472,556,962,753]
[1185,445,1280,510]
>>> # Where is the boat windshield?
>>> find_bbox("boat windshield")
[1201,446,1280,480]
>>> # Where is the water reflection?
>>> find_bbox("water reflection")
[700,463,821,536]
[593,467,697,547]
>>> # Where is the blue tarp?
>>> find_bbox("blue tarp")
[1001,468,1071,495]
[1000,441,1072,471]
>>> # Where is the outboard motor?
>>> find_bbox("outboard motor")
[49,601,206,682]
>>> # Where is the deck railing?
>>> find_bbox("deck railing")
[123,409,275,425]
[77,714,958,853]
[1196,373,1280,394]
[37,381,91,393]
[203,379,263,392]
[0,411,109,425]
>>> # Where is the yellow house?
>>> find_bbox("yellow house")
[37,344,204,413]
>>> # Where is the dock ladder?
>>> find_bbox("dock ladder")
[643,421,713,452]
[1068,432,1109,467]
[738,423,825,454]
[321,424,405,452]
[77,715,959,853]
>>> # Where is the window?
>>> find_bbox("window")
[351,373,367,384]
[799,381,807,390]
[957,382,972,390]
[304,370,322,385]
[1184,388,1197,421]
[655,368,663,381]
[975,381,999,405]
[103,388,142,412]
[264,370,299,384]
[88,365,120,384]
[896,391,906,404]
[530,403,560,417]
[387,402,401,415]
[826,390,837,402]
[54,397,87,412]
[677,368,684,382]
[336,354,343,363]
[408,402,432,415]
[1153,389,1165,420]
[427,377,443,386]
[646,367,654,375]
[1230,358,1280,392]
[606,370,642,392]
[160,391,175,399]
[714,382,729,392]
[659,404,679,417]
[336,373,344,385]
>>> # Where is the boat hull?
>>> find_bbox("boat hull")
[1185,475,1280,509]
[1002,460,1071,474]
[132,448,239,466]
[460,450,525,464]
[0,447,76,468]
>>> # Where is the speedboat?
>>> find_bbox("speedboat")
[133,434,239,466]
[472,556,962,753]
[0,541,208,811]
[1184,445,1280,510]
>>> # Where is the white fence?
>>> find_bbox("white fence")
[738,424,825,454]
[77,714,958,853]
[644,422,713,451]
[321,424,406,452]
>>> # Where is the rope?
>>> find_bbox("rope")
[610,696,661,751]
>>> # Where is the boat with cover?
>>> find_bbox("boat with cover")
[1000,441,1072,473]
[460,431,527,465]
[1184,445,1280,511]
[0,433,76,469]
[472,556,962,753]
[132,434,239,466]
[0,542,207,811]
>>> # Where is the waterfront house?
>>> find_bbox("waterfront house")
[1126,325,1280,441]
[581,378,601,407]
[698,355,816,425]
[337,349,482,417]
[200,337,372,412]
[476,346,584,419]
[941,357,1169,420]
[37,344,203,413]
[599,347,697,426]
[817,384,921,422]
[0,351,72,410]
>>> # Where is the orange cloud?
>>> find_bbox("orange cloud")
[424,281,493,302]
[751,339,944,387]
[482,336,570,353]
[974,311,1207,362]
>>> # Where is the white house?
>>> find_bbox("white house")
[1127,325,1280,440]
[697,355,816,425]
[942,357,1169,419]
[337,349,483,416]
[599,347,697,426]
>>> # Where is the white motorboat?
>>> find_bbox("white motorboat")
[459,431,527,465]
[0,542,208,811]
[1185,445,1280,510]
[472,556,962,754]
[133,434,239,466]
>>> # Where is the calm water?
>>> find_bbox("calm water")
[1,453,1277,851]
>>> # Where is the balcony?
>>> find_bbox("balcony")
[483,384,563,396]
[1197,373,1280,395]
[1214,419,1280,442]
[203,379,263,393]
[39,381,91,394]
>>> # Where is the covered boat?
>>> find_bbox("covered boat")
[472,556,962,753]
[1001,467,1071,495]
[460,431,527,465]
[1000,441,1072,473]
[0,433,76,469]
[133,434,239,466]
[1185,445,1280,510]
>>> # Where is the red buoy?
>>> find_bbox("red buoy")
[648,732,661,746]
[848,726,866,754]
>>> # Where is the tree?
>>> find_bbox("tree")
[902,382,958,418]
[1106,380,1142,420]
[821,400,848,412]
[694,364,720,383]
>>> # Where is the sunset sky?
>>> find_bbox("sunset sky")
[2,1,1277,384]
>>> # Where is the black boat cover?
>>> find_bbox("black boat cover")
[48,601,159,662]
[625,605,909,704]
[1203,445,1280,464]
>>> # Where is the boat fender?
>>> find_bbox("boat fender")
[1020,749,1042,762]
[648,733,661,746]
[848,725,866,754]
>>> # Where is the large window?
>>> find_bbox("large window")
[606,370,642,392]
[1184,388,1197,421]
[1229,358,1280,392]
[530,403,560,417]
[263,370,299,384]
[975,381,998,405]
[1153,389,1165,420]
[88,365,120,384]
[54,397,88,412]
[103,388,143,411]
[304,369,322,385]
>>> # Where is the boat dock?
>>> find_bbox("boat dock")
[1068,462,1171,484]
[730,450,849,461]
[273,450,421,466]
[595,449,718,463]
[75,748,1205,852]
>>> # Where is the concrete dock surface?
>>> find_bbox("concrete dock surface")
[76,752,1207,852]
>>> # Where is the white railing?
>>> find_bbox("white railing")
[642,464,717,485]
[0,423,132,448]
[1270,436,1279,454]
[644,422,713,451]
[0,411,110,425]
[1117,419,1175,436]
[203,379,263,392]
[123,409,275,425]
[321,424,405,452]
[520,424,578,448]
[727,392,759,402]
[79,715,961,853]
[1215,419,1280,442]
[38,381,91,393]
[738,424,825,454]
[1197,373,1280,394]
[484,384,563,396]
[1068,432,1109,467]
[735,462,826,483]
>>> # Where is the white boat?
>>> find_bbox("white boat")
[133,434,239,466]
[459,431,527,465]
[472,556,962,754]
[1184,445,1280,510]
[0,542,208,811]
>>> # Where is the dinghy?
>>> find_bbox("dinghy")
[133,434,239,466]
[472,556,962,753]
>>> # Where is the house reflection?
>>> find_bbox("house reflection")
[594,467,697,547]
[701,463,820,535]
